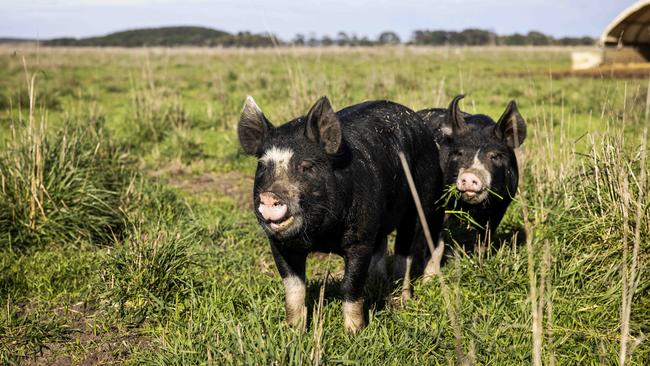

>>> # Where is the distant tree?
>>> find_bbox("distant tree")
[358,36,373,46]
[460,29,494,45]
[378,31,400,45]
[557,36,595,46]
[307,33,319,47]
[349,34,360,46]
[526,31,551,46]
[293,34,305,46]
[321,35,334,46]
[337,31,350,46]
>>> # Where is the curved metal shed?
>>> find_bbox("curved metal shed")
[601,1,650,46]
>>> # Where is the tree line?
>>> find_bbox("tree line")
[299,30,594,47]
[40,26,595,48]
[411,29,594,46]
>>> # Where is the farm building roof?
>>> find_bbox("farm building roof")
[602,1,650,46]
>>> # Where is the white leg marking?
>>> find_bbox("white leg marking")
[342,299,365,334]
[283,276,307,329]
[423,238,445,283]
[401,256,413,302]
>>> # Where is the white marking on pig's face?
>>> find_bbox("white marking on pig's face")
[257,145,303,238]
[260,146,294,174]
[469,150,492,188]
[440,126,453,136]
[457,149,491,204]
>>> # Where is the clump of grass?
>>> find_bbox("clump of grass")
[101,184,207,325]
[0,125,132,249]
[0,77,133,250]
[101,221,204,325]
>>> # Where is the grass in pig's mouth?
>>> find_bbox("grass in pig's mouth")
[437,185,463,208]
[437,185,507,229]
[436,184,486,229]
[437,185,484,229]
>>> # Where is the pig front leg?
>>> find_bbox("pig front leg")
[368,236,388,282]
[423,236,445,282]
[270,242,308,330]
[341,246,372,334]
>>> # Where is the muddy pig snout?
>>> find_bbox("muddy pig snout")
[258,192,288,221]
[457,171,484,192]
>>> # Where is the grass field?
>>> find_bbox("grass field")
[0,45,648,364]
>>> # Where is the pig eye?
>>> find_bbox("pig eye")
[299,160,315,173]
[451,150,463,160]
[488,152,503,161]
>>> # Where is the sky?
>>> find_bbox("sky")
[0,0,640,41]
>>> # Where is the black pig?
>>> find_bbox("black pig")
[238,96,443,333]
[417,95,526,255]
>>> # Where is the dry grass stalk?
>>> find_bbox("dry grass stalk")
[517,131,545,366]
[619,127,648,365]
[398,152,469,365]
[311,271,328,366]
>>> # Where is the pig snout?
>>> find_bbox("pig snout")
[457,171,484,193]
[258,192,288,221]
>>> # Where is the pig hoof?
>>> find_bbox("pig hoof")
[344,318,365,335]
[343,300,365,335]
[286,305,307,331]
[344,321,365,335]
[401,288,412,303]
[422,259,441,283]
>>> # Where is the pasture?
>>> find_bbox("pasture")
[0,45,648,364]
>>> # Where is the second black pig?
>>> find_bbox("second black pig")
[418,95,526,253]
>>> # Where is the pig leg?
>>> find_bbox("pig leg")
[415,187,446,284]
[368,236,388,282]
[423,236,445,283]
[270,242,308,330]
[341,246,372,334]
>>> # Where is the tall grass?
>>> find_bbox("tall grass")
[0,68,133,250]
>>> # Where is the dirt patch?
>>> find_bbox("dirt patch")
[20,302,148,366]
[150,160,253,209]
[170,171,253,210]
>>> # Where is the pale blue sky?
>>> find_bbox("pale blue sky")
[0,0,638,40]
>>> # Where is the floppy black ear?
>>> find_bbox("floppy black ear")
[305,96,343,155]
[238,96,273,156]
[495,100,526,148]
[442,95,468,137]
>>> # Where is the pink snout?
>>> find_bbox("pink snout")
[258,192,288,221]
[457,172,484,193]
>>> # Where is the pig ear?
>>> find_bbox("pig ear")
[238,96,273,156]
[443,95,468,136]
[495,100,526,148]
[305,96,343,155]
